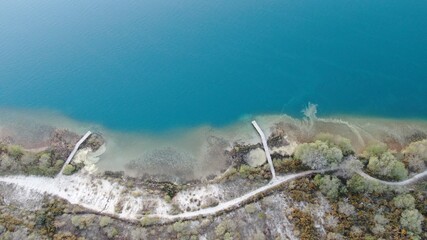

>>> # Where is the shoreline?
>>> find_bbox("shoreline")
[0,111,426,239]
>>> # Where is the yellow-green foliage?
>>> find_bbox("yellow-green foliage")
[400,209,423,234]
[139,216,159,227]
[7,145,24,159]
[403,139,427,157]
[346,174,388,194]
[294,140,343,170]
[215,220,237,238]
[0,154,16,170]
[62,164,76,176]
[315,133,354,156]
[244,204,257,214]
[363,143,388,158]
[99,216,113,228]
[105,227,119,238]
[172,221,188,233]
[313,174,347,200]
[367,152,408,180]
[54,160,65,168]
[71,215,95,230]
[238,164,260,177]
[52,232,79,240]
[403,140,427,173]
[38,153,52,167]
[393,194,415,209]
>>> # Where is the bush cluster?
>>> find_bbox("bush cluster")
[62,164,76,176]
[0,146,67,177]
[313,174,347,200]
[367,151,408,181]
[400,209,423,234]
[315,133,354,156]
[346,174,388,194]
[393,194,415,209]
[294,140,343,170]
[403,140,427,173]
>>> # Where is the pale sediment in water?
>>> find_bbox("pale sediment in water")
[1,108,427,182]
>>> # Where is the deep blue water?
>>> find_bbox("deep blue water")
[1,0,426,131]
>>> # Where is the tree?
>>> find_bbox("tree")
[294,140,343,170]
[62,164,76,175]
[367,152,408,180]
[314,174,347,200]
[400,209,423,234]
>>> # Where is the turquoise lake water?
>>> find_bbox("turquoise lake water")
[1,0,426,131]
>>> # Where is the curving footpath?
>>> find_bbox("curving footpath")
[0,124,426,225]
[356,170,427,186]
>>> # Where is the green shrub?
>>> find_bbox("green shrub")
[393,194,415,209]
[313,174,347,200]
[172,221,188,233]
[338,201,355,216]
[215,220,237,237]
[105,227,119,238]
[139,216,159,227]
[403,140,427,173]
[400,209,423,234]
[346,175,367,193]
[54,160,65,168]
[239,164,259,177]
[25,166,57,177]
[346,175,388,194]
[7,145,24,159]
[403,139,427,158]
[62,164,76,175]
[315,133,354,156]
[294,140,343,170]
[38,153,52,167]
[71,215,95,229]
[0,154,16,170]
[367,152,408,180]
[99,216,113,228]
[374,214,389,225]
[244,204,257,214]
[363,143,388,158]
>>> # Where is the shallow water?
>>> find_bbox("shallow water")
[1,0,427,131]
[1,108,427,181]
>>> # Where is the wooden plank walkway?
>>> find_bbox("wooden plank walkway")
[58,131,92,176]
[252,120,276,180]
